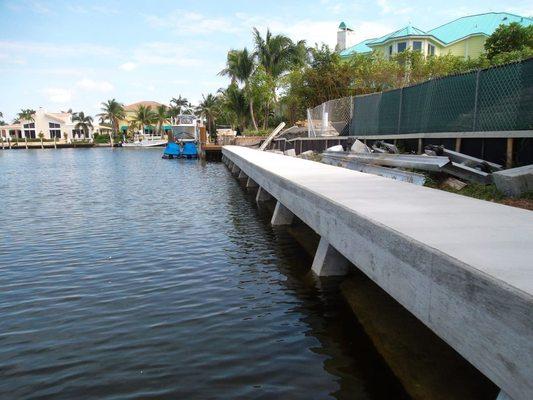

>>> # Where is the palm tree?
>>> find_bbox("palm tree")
[132,105,156,138]
[72,111,94,139]
[197,93,219,139]
[219,84,248,133]
[253,28,304,128]
[98,99,125,146]
[219,48,258,130]
[17,109,36,123]
[154,105,169,136]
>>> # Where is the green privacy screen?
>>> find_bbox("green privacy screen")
[350,57,533,136]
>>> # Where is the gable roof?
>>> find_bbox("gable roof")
[429,12,533,44]
[124,101,165,111]
[367,25,428,45]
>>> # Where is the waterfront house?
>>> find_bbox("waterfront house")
[337,12,533,59]
[0,108,99,141]
[119,101,166,135]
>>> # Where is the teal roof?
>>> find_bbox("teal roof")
[429,12,533,44]
[339,21,353,31]
[340,38,375,57]
[340,12,533,56]
[367,25,428,45]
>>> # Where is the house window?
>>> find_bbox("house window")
[49,122,61,138]
[428,43,436,56]
[72,129,85,138]
[413,41,422,52]
[397,42,407,53]
[388,45,393,56]
[23,123,35,138]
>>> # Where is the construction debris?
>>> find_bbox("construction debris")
[326,144,344,152]
[284,149,296,157]
[442,177,468,191]
[322,153,426,185]
[351,139,371,153]
[259,122,286,151]
[493,164,533,197]
[325,152,449,171]
[373,141,399,154]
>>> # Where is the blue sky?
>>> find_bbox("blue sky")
[0,0,531,121]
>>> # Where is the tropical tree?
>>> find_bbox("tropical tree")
[197,93,220,139]
[219,48,258,129]
[17,109,36,123]
[72,111,94,139]
[154,104,169,136]
[98,99,125,146]
[485,22,533,59]
[132,105,156,138]
[219,84,248,132]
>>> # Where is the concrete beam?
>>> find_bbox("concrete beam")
[231,164,240,175]
[256,186,272,203]
[246,177,258,188]
[311,237,351,276]
[271,201,294,226]
[222,146,533,400]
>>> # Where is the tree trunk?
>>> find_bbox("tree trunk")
[263,101,269,130]
[249,99,258,131]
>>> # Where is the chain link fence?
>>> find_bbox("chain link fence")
[307,58,532,137]
[307,96,353,137]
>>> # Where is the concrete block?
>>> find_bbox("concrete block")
[493,164,533,197]
[284,149,296,157]
[271,201,294,226]
[312,237,351,276]
[256,187,272,202]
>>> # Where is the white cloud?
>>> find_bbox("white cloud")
[43,87,72,103]
[145,10,241,35]
[126,42,203,67]
[75,78,114,92]
[120,62,137,71]
[0,41,116,58]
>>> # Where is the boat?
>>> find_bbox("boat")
[162,115,200,159]
[122,137,167,148]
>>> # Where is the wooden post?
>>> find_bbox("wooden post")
[455,138,462,152]
[54,137,57,149]
[506,138,514,169]
[25,137,28,149]
[417,138,423,154]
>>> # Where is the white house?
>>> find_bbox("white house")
[1,108,102,141]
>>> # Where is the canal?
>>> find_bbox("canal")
[0,148,407,399]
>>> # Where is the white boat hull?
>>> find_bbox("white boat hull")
[122,140,167,148]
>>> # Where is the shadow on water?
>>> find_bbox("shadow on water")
[225,174,409,399]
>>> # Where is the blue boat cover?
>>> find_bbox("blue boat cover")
[163,142,181,156]
[182,142,198,156]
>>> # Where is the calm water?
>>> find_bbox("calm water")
[0,149,406,399]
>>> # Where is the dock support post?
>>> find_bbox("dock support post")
[311,237,351,276]
[417,138,423,154]
[238,170,247,180]
[246,177,258,188]
[271,201,294,226]
[231,164,240,175]
[455,138,462,152]
[256,187,272,203]
[506,138,514,169]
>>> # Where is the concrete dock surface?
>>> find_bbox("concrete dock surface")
[222,145,533,400]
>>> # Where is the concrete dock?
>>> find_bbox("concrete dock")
[222,145,533,400]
